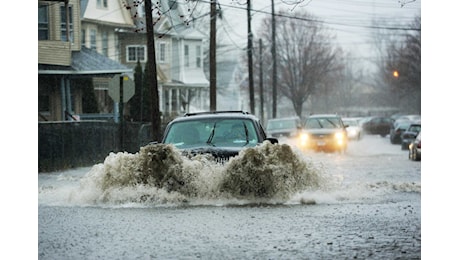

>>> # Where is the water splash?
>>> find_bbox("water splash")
[220,142,325,200]
[68,142,330,206]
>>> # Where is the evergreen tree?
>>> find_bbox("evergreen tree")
[142,60,153,122]
[129,60,143,121]
[79,78,99,113]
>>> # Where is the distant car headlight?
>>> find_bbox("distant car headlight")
[299,132,309,146]
[335,132,345,140]
[300,133,308,141]
[335,132,345,146]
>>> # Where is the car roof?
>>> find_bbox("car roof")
[168,111,260,123]
[307,114,342,119]
[267,116,300,121]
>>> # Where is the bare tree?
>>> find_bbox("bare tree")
[373,16,421,114]
[256,10,343,118]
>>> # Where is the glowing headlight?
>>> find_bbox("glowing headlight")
[299,133,309,146]
[335,132,345,146]
[300,133,309,142]
[335,132,344,140]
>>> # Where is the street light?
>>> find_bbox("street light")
[393,70,399,78]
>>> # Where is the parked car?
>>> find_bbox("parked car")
[299,114,348,153]
[390,121,412,144]
[159,111,278,161]
[266,117,302,138]
[361,116,394,137]
[408,131,421,161]
[342,118,362,141]
[401,123,421,150]
[394,114,421,126]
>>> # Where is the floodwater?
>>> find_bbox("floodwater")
[38,135,421,259]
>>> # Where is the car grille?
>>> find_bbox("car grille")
[309,133,334,140]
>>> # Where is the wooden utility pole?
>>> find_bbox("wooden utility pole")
[247,0,255,114]
[210,0,217,111]
[271,0,277,118]
[259,39,264,124]
[145,0,162,141]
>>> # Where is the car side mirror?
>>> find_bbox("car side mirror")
[266,137,279,144]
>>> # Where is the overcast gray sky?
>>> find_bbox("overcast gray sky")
[217,0,421,69]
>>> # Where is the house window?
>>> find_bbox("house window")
[102,31,108,56]
[38,4,49,40]
[60,5,74,42]
[158,42,166,63]
[196,45,201,68]
[81,29,86,46]
[97,0,108,8]
[184,45,189,67]
[90,29,97,51]
[127,45,146,62]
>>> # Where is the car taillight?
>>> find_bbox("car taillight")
[417,141,421,149]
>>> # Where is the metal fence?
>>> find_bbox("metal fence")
[38,121,154,172]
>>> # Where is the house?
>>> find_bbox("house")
[120,0,209,120]
[80,0,137,115]
[38,0,132,121]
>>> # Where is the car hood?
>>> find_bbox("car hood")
[267,128,298,136]
[304,128,343,135]
[180,146,244,161]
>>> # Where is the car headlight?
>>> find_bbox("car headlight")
[335,132,345,146]
[298,133,309,146]
[335,132,344,140]
[300,133,308,142]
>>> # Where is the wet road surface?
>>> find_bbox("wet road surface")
[38,135,421,259]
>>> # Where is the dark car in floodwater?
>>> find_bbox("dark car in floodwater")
[159,111,278,161]
[409,131,421,161]
[390,121,412,144]
[401,123,421,150]
[361,116,394,137]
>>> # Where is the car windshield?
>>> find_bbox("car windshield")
[164,118,259,148]
[396,122,411,129]
[408,125,421,133]
[305,117,342,129]
[266,119,297,130]
[343,119,358,126]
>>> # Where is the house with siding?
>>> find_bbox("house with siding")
[80,0,136,115]
[120,0,209,120]
[38,0,132,121]
[39,0,210,122]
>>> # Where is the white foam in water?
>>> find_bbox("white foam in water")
[38,137,420,207]
[38,142,331,207]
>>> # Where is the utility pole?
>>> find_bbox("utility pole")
[259,39,264,124]
[271,0,277,118]
[210,0,217,111]
[145,0,162,141]
[119,76,124,150]
[247,0,255,114]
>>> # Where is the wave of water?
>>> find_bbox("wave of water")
[39,142,338,207]
[38,138,420,208]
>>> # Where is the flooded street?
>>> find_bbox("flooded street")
[38,135,421,259]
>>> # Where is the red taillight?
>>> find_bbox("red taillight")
[417,141,421,149]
